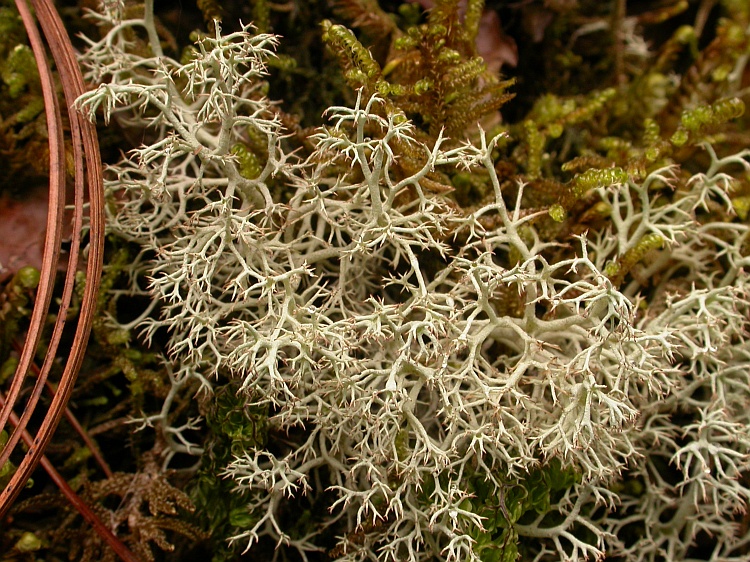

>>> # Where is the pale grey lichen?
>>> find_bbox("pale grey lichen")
[76,2,750,561]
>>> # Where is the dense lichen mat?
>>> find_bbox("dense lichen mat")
[2,1,750,560]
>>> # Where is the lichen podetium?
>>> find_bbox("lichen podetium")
[69,0,750,560]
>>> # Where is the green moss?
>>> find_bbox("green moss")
[0,266,40,367]
[2,44,37,99]
[462,459,581,562]
[322,3,514,140]
[190,385,269,561]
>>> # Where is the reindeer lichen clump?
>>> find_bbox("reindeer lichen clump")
[75,0,750,560]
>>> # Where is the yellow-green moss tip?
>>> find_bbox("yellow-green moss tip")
[232,143,263,180]
[549,204,567,222]
[572,167,628,197]
[732,196,750,220]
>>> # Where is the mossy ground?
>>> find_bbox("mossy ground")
[1,1,749,560]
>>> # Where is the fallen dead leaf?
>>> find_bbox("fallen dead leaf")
[0,184,49,282]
